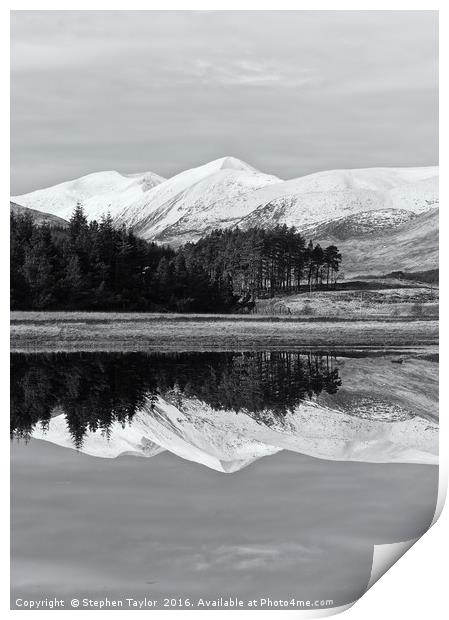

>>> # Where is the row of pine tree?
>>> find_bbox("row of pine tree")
[10,204,341,312]
[183,226,342,297]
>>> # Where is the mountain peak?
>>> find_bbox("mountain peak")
[206,156,258,173]
[11,162,438,272]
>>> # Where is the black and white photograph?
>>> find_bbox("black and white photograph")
[10,9,439,613]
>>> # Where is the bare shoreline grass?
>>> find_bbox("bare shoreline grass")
[11,311,438,353]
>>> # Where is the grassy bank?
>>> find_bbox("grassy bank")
[256,285,439,318]
[10,312,438,353]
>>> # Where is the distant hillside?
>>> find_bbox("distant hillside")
[316,208,438,278]
[10,201,69,228]
[300,209,418,241]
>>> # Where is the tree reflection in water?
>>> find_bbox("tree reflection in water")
[11,352,341,447]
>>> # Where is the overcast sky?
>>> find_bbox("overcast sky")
[11,10,438,194]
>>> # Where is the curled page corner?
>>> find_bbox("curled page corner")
[431,472,447,527]
[367,538,418,592]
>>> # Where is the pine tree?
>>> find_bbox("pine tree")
[324,245,342,287]
[155,256,174,303]
[63,253,85,307]
[69,202,89,245]
[22,225,60,308]
[10,213,33,308]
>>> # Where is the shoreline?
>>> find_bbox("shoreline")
[10,312,438,353]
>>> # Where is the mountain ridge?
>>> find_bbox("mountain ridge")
[12,157,439,276]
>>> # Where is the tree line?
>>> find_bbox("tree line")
[184,226,342,298]
[10,204,341,312]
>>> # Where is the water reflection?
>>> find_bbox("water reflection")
[10,350,439,608]
[11,352,341,446]
[11,352,438,467]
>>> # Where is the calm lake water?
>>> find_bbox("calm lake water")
[11,351,439,609]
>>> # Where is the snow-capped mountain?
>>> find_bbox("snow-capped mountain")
[237,167,437,234]
[13,169,165,222]
[32,390,438,471]
[120,157,280,243]
[12,158,438,274]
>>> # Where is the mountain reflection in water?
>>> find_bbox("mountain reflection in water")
[10,351,438,468]
[10,350,439,607]
[11,351,340,444]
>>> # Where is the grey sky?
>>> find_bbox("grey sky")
[11,10,438,194]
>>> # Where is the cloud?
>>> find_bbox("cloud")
[187,58,321,88]
[10,10,438,194]
[192,542,318,572]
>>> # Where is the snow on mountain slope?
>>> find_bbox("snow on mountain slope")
[32,390,438,470]
[388,175,438,211]
[254,166,437,195]
[115,156,281,242]
[238,166,438,232]
[12,159,438,251]
[300,209,418,241]
[12,170,165,222]
[135,164,437,245]
[123,164,437,245]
